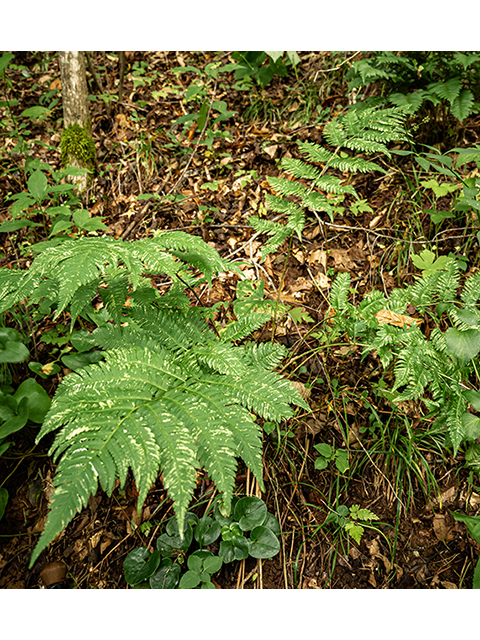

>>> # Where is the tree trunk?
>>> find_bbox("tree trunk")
[58,51,96,192]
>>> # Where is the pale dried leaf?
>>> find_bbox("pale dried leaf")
[375,308,422,328]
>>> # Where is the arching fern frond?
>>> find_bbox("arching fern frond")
[23,238,308,568]
[251,106,407,262]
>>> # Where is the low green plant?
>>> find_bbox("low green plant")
[123,495,280,588]
[328,252,480,467]
[2,158,108,237]
[313,442,349,473]
[231,51,300,90]
[171,60,237,148]
[0,52,58,158]
[0,231,307,567]
[452,511,480,588]
[0,327,52,521]
[325,504,380,545]
[250,105,408,260]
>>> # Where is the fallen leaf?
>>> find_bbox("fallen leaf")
[315,273,330,289]
[433,514,456,543]
[308,249,327,268]
[375,308,423,328]
[290,380,312,402]
[441,581,458,589]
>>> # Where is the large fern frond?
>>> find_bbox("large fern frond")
[29,302,307,568]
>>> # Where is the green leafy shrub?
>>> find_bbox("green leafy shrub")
[344,51,480,123]
[0,231,306,567]
[250,106,407,259]
[2,158,107,236]
[170,60,237,148]
[328,255,480,463]
[123,496,280,588]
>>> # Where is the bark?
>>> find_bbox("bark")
[58,51,96,192]
[59,51,90,128]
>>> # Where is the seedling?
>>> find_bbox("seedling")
[314,442,349,473]
[326,504,380,544]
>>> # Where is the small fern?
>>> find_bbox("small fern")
[250,106,408,259]
[0,232,308,568]
[328,257,480,459]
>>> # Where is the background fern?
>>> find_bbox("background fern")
[250,106,408,259]
[0,232,309,568]
[328,259,480,459]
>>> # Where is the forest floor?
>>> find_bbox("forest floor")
[1,51,480,589]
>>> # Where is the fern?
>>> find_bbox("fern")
[328,258,480,457]
[250,106,408,258]
[9,233,309,568]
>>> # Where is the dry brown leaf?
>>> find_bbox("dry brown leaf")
[315,273,330,289]
[290,380,312,402]
[308,249,327,268]
[375,308,422,328]
[441,581,458,589]
[263,144,278,159]
[433,514,456,543]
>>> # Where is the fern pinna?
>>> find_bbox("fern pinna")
[250,106,408,259]
[0,232,308,568]
[329,260,480,465]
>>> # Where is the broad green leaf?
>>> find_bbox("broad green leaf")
[194,516,221,547]
[464,389,480,411]
[445,327,480,362]
[314,442,333,458]
[149,558,181,589]
[179,570,201,589]
[249,525,280,559]
[21,106,51,121]
[61,350,104,371]
[0,339,30,363]
[234,496,267,531]
[0,487,8,520]
[28,170,48,203]
[0,398,29,440]
[452,512,480,545]
[50,219,74,236]
[456,308,480,326]
[13,378,51,424]
[123,548,161,585]
[335,449,350,473]
[265,51,284,62]
[9,193,36,218]
[203,555,223,575]
[73,209,90,229]
[461,413,480,441]
[286,51,301,67]
[411,249,452,275]
[0,52,14,75]
[0,218,41,232]
[473,557,480,589]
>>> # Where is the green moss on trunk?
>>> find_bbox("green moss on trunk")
[60,123,97,188]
